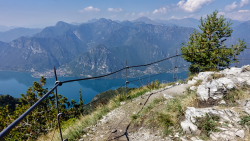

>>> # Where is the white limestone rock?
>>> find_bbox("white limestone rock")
[241,65,250,72]
[190,86,197,91]
[222,67,242,76]
[196,71,214,80]
[187,79,197,85]
[235,130,245,138]
[219,100,226,104]
[196,84,209,101]
[180,120,200,135]
[184,107,240,124]
[197,77,236,101]
[163,94,173,100]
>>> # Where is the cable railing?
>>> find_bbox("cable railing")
[0,47,248,140]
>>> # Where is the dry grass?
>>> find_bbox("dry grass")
[193,79,203,86]
[37,81,173,141]
[37,80,192,140]
[223,84,250,106]
[130,89,198,136]
[207,73,225,82]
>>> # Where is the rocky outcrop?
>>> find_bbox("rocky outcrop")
[181,65,250,140]
[187,65,250,102]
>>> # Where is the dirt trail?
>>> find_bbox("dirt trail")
[81,84,190,141]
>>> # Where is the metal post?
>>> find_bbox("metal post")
[173,50,177,82]
[125,61,128,101]
[54,67,64,141]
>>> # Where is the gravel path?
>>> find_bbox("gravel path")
[79,83,191,141]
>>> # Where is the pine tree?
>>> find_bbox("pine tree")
[181,10,246,74]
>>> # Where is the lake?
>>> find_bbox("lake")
[0,71,188,104]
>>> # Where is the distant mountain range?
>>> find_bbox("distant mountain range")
[0,17,249,78]
[0,25,19,32]
[0,28,42,42]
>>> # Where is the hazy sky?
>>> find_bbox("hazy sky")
[0,0,250,27]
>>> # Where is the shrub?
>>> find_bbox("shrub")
[239,115,250,127]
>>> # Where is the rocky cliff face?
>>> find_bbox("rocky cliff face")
[180,65,250,140]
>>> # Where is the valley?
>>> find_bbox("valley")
[1,17,249,79]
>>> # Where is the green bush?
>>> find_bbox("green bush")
[239,115,250,127]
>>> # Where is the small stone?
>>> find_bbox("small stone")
[120,130,122,132]
[83,127,90,132]
[87,133,89,136]
[120,102,125,105]
[228,124,233,128]
[174,133,179,138]
[139,127,143,131]
[111,129,117,133]
[163,94,173,100]
[138,102,142,105]
[83,135,86,138]
[219,100,226,104]
[79,139,84,141]
[100,135,104,138]
[235,130,245,138]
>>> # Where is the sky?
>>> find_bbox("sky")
[0,0,250,28]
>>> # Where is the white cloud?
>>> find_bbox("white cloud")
[177,0,214,12]
[107,8,123,12]
[183,14,195,18]
[79,6,100,12]
[152,6,170,14]
[240,0,249,7]
[138,11,149,17]
[218,12,226,15]
[131,13,135,16]
[169,16,181,20]
[225,2,238,11]
[111,15,117,18]
[125,13,130,17]
[238,10,249,12]
[138,12,145,16]
[225,10,250,21]
[225,0,249,11]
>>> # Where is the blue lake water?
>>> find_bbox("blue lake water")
[0,71,188,104]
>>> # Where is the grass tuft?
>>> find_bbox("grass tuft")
[223,84,250,106]
[195,113,220,137]
[239,115,250,127]
[193,79,203,86]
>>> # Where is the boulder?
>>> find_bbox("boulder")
[197,77,236,101]
[196,72,214,80]
[196,84,209,101]
[221,67,242,76]
[180,120,200,135]
[184,107,240,123]
[241,65,250,72]
[235,130,245,138]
